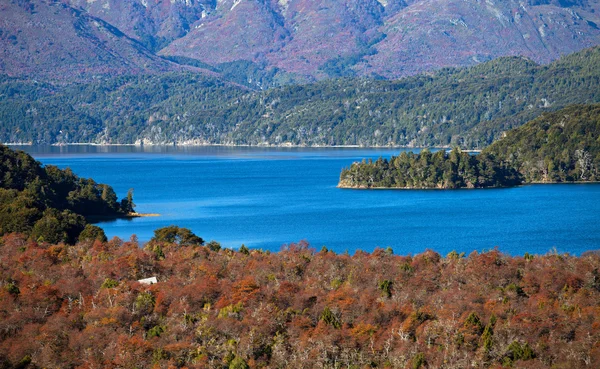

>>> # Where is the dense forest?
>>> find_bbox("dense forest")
[339,104,600,189]
[484,104,600,183]
[0,145,133,243]
[1,47,600,148]
[0,234,598,368]
[339,149,522,189]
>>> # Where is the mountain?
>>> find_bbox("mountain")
[156,0,600,79]
[365,0,600,77]
[66,0,215,51]
[2,46,600,146]
[3,0,600,81]
[0,0,179,80]
[158,0,387,79]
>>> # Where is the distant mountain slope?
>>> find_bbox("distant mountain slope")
[156,0,600,79]
[0,0,178,80]
[149,46,600,148]
[366,0,600,77]
[0,72,247,144]
[159,0,387,79]
[161,0,291,66]
[66,0,215,51]
[4,0,600,81]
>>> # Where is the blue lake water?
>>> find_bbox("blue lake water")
[14,145,600,256]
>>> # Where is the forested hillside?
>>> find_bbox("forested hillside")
[484,104,600,183]
[2,47,600,148]
[0,236,598,368]
[339,104,600,189]
[0,145,132,243]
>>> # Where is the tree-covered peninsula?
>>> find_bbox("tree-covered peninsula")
[0,145,134,243]
[339,104,600,189]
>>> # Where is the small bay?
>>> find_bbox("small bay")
[14,145,600,255]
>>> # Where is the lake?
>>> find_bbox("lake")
[14,145,600,256]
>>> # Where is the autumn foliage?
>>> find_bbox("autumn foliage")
[0,234,599,368]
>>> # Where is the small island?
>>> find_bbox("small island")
[339,104,600,189]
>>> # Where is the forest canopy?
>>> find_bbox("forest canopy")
[0,234,598,368]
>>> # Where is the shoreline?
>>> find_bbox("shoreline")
[86,212,160,222]
[337,184,511,190]
[337,180,600,190]
[4,142,482,151]
[126,212,160,218]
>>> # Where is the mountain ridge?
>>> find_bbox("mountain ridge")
[96,0,600,79]
[3,0,600,81]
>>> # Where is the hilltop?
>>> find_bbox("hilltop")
[484,103,600,183]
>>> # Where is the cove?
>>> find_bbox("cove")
[14,145,600,256]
